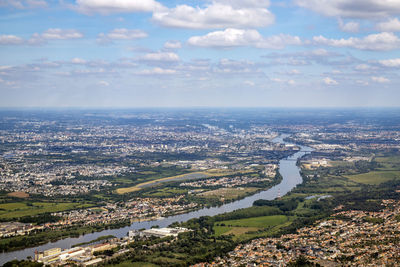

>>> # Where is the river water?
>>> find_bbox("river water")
[0,135,311,265]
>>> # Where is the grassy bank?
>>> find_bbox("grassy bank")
[0,202,93,220]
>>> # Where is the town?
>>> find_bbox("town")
[195,199,400,267]
[1,109,400,266]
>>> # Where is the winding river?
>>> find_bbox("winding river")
[0,135,312,265]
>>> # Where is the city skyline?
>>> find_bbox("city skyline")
[1,0,400,107]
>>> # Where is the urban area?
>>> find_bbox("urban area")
[1,109,400,266]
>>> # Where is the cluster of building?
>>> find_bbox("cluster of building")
[48,196,198,228]
[289,129,400,153]
[129,227,190,239]
[34,227,191,266]
[195,199,400,267]
[301,158,330,170]
[0,161,124,196]
[0,222,44,238]
[34,238,122,266]
[0,116,292,198]
[180,172,274,188]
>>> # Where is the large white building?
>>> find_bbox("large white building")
[129,227,190,239]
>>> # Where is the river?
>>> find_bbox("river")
[0,135,312,265]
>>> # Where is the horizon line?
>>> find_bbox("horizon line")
[0,106,400,110]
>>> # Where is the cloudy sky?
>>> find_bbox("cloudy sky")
[1,0,400,108]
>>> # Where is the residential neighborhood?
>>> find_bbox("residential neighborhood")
[194,199,400,266]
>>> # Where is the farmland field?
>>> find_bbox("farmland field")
[0,202,93,219]
[213,215,291,241]
[345,171,400,185]
[198,187,259,201]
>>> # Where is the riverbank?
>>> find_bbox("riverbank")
[0,135,310,265]
[0,173,282,254]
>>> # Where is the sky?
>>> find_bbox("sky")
[0,0,400,108]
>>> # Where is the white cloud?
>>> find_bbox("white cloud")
[219,58,254,67]
[71,58,87,64]
[188,28,260,47]
[164,41,182,49]
[27,33,45,45]
[295,0,400,18]
[0,65,12,70]
[58,68,108,77]
[323,77,338,85]
[260,34,302,49]
[313,32,400,51]
[338,19,359,33]
[271,78,283,83]
[355,64,371,70]
[27,29,83,45]
[277,69,302,75]
[372,76,390,83]
[152,1,274,29]
[264,49,353,67]
[214,0,271,8]
[311,49,330,56]
[270,78,296,85]
[288,69,301,74]
[243,80,255,86]
[98,80,110,86]
[107,29,147,39]
[73,0,164,14]
[0,34,24,45]
[0,0,47,9]
[212,59,261,75]
[376,18,400,32]
[136,67,177,75]
[379,58,400,67]
[188,28,301,49]
[41,28,83,40]
[97,29,147,44]
[140,52,180,62]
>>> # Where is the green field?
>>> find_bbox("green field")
[345,171,400,185]
[329,161,355,168]
[213,215,290,241]
[0,202,93,219]
[375,157,400,171]
[214,226,260,237]
[142,188,188,197]
[198,187,259,201]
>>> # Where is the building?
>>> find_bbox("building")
[91,242,117,253]
[34,247,61,261]
[129,227,191,239]
[83,258,103,266]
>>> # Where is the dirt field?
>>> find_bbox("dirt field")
[7,191,29,198]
